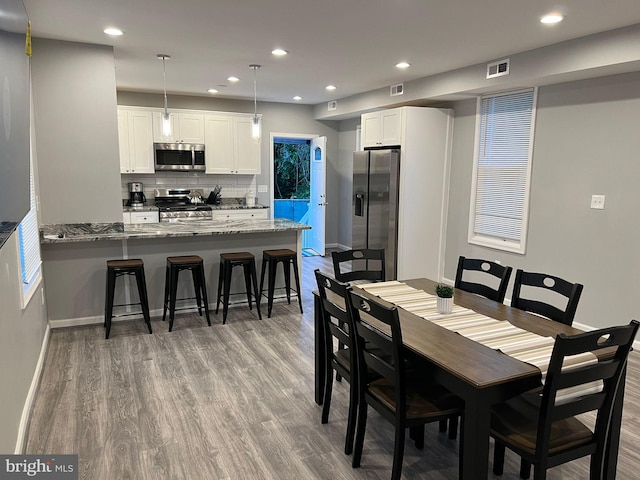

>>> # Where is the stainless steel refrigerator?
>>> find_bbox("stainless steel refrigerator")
[352,148,400,280]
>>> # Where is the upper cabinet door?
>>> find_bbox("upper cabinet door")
[117,110,130,172]
[234,116,261,174]
[361,108,403,148]
[204,114,234,174]
[176,113,205,143]
[118,108,154,174]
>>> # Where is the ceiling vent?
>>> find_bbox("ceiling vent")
[486,58,510,79]
[327,100,337,111]
[390,83,404,96]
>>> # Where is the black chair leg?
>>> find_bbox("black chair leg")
[137,268,152,334]
[191,267,203,315]
[249,259,262,320]
[196,266,211,326]
[345,382,357,455]
[352,401,368,468]
[162,264,170,322]
[411,425,424,449]
[215,260,224,315]
[448,416,458,440]
[520,458,532,479]
[243,263,253,310]
[439,419,447,433]
[391,423,406,480]
[168,266,178,332]
[283,259,291,304]
[267,258,277,317]
[291,256,303,313]
[493,441,506,476]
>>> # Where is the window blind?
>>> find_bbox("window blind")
[471,89,535,251]
[18,153,41,285]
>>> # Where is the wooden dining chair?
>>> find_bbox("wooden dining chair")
[332,249,385,284]
[511,269,583,326]
[348,291,463,480]
[454,256,513,303]
[491,320,639,480]
[314,269,359,455]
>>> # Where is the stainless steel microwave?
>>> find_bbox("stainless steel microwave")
[154,143,205,172]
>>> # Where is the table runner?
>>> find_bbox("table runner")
[359,281,601,401]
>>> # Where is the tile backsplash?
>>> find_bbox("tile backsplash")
[121,172,257,203]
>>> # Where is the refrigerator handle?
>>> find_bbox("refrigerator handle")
[355,193,365,217]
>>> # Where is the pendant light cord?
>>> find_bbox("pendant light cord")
[162,56,168,115]
[250,64,261,118]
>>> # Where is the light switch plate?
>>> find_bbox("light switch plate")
[590,194,605,209]
[258,184,268,193]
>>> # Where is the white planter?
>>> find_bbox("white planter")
[437,296,453,314]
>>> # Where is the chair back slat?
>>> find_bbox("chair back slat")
[512,269,583,325]
[454,256,512,303]
[332,249,386,283]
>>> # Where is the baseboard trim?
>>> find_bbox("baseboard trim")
[15,324,51,454]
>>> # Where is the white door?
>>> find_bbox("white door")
[307,136,326,255]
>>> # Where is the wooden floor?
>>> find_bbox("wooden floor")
[25,254,640,479]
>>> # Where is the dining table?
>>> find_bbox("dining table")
[313,277,624,480]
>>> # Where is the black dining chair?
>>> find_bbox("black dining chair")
[314,269,359,455]
[332,249,385,284]
[454,256,513,303]
[348,291,463,480]
[491,320,639,480]
[511,269,583,326]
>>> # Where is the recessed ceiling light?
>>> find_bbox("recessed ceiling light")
[540,13,564,24]
[292,96,302,101]
[272,48,288,56]
[207,88,219,94]
[104,27,123,36]
[227,76,240,82]
[325,85,337,91]
[396,62,411,69]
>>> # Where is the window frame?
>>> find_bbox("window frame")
[467,88,537,254]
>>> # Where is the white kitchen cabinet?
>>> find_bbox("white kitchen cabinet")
[204,114,261,174]
[117,108,154,174]
[211,209,268,221]
[123,210,159,224]
[361,108,403,148]
[152,112,205,143]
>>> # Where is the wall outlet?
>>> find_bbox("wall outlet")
[258,184,268,193]
[590,194,605,209]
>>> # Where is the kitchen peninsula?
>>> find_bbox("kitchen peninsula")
[40,219,310,328]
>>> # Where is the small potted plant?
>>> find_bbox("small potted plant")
[435,283,454,314]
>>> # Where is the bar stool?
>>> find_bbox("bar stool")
[259,249,303,318]
[104,258,152,339]
[216,252,262,324]
[162,255,211,332]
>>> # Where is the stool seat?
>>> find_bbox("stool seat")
[259,249,303,317]
[163,255,211,331]
[104,258,152,339]
[216,252,261,324]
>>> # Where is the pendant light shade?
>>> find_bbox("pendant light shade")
[157,54,172,138]
[250,64,261,142]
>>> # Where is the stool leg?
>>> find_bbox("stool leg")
[243,262,253,311]
[259,255,267,310]
[168,265,179,332]
[283,259,292,304]
[105,269,116,339]
[291,257,303,314]
[162,262,170,322]
[196,263,211,326]
[135,268,153,334]
[222,261,232,324]
[188,266,202,316]
[267,258,277,318]
[249,259,262,320]
[216,260,224,315]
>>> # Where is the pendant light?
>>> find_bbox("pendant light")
[157,54,172,138]
[250,64,261,141]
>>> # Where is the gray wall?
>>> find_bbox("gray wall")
[0,232,48,452]
[117,92,342,245]
[444,71,640,329]
[31,39,123,224]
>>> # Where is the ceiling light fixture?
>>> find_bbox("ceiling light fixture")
[293,96,302,101]
[540,13,564,24]
[104,27,123,36]
[250,64,261,142]
[396,61,411,69]
[325,85,337,91]
[157,54,172,137]
[207,88,219,94]
[227,76,240,82]
[272,48,288,56]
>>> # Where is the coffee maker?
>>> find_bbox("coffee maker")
[128,182,146,206]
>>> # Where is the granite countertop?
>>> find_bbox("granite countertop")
[40,219,309,244]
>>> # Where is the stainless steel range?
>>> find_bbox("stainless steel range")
[154,188,213,222]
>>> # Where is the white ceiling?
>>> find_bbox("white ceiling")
[20,0,640,105]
